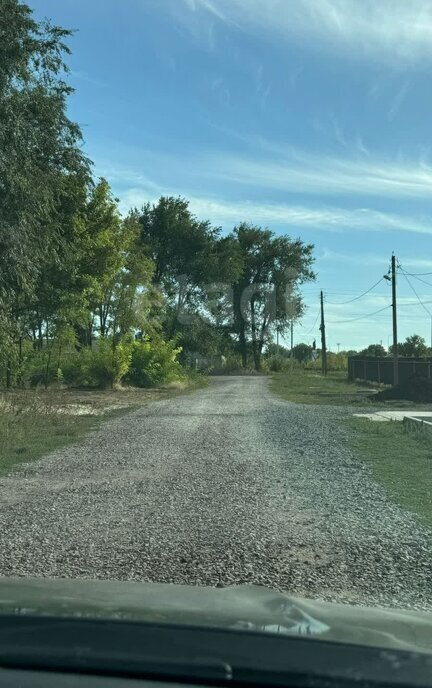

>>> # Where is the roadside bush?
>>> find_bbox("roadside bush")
[84,337,133,388]
[61,352,89,387]
[63,337,133,388]
[127,338,184,387]
[264,355,293,372]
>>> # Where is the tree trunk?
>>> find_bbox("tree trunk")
[250,299,261,371]
[239,323,247,368]
[17,337,23,386]
[37,321,43,350]
[6,359,11,388]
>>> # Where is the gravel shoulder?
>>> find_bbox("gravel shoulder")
[0,376,431,611]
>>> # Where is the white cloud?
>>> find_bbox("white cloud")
[206,147,432,200]
[100,137,432,202]
[115,179,432,236]
[388,81,411,121]
[177,0,432,66]
[320,250,432,270]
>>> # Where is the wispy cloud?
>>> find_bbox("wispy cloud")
[97,138,432,202]
[112,172,432,236]
[70,70,108,88]
[388,81,411,121]
[206,147,432,200]
[176,0,432,66]
[321,250,432,271]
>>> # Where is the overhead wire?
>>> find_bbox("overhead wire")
[398,266,432,317]
[401,273,432,290]
[326,304,391,324]
[300,309,320,336]
[324,277,386,305]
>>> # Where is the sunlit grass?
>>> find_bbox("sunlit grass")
[0,376,207,475]
[271,368,378,405]
[348,417,432,528]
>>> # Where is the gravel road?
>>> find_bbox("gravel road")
[0,377,431,610]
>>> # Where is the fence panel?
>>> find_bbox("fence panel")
[348,357,432,384]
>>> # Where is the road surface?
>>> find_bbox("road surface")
[0,376,430,609]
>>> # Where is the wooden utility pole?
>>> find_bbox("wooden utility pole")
[290,321,294,354]
[391,254,398,386]
[320,290,327,376]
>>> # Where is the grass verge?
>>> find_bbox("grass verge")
[347,417,432,528]
[271,369,380,405]
[0,375,207,476]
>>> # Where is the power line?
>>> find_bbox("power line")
[301,309,320,336]
[400,270,432,277]
[325,277,385,305]
[398,267,432,317]
[326,304,391,324]
[401,273,432,290]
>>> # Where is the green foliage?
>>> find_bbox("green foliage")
[0,6,317,390]
[0,0,89,302]
[398,334,428,358]
[292,343,312,363]
[327,352,348,371]
[83,338,133,389]
[265,343,291,358]
[264,355,293,372]
[128,338,184,387]
[359,344,387,357]
[228,223,315,371]
[305,351,347,372]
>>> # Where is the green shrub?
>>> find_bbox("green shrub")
[61,352,89,387]
[85,337,133,388]
[62,338,133,388]
[264,355,293,372]
[128,338,184,387]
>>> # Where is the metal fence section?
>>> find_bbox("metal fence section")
[348,357,432,384]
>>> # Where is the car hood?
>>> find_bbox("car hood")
[0,577,431,655]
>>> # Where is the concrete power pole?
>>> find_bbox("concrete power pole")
[320,290,327,376]
[391,254,398,386]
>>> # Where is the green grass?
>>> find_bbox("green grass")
[271,369,379,405]
[0,375,207,476]
[0,404,129,476]
[347,417,432,528]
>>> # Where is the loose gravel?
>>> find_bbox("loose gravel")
[0,376,431,611]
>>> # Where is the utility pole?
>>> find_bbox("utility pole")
[320,290,327,376]
[391,254,398,386]
[290,321,294,354]
[337,342,341,353]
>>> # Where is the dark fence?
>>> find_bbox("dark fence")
[348,357,432,384]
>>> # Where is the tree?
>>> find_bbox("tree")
[266,343,291,358]
[397,334,428,358]
[75,179,136,345]
[137,197,242,338]
[292,343,312,363]
[0,0,89,301]
[0,0,90,384]
[228,223,314,370]
[359,344,387,358]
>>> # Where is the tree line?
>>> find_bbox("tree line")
[0,1,315,388]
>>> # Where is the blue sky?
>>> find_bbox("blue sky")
[30,0,432,350]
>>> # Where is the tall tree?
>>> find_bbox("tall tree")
[75,179,132,345]
[0,0,90,384]
[228,223,314,370]
[137,197,241,338]
[0,0,89,301]
[398,334,428,358]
